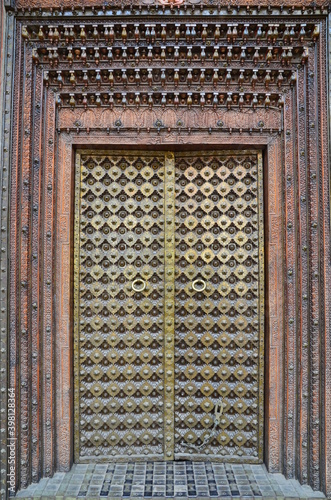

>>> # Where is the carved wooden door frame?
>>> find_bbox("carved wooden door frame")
[1,4,330,497]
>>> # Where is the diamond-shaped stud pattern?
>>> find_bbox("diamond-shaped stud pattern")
[76,150,263,462]
[77,153,165,459]
[174,152,263,460]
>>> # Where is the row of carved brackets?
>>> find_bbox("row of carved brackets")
[23,21,319,45]
[15,2,330,17]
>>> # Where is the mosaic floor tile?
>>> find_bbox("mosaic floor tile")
[14,462,326,499]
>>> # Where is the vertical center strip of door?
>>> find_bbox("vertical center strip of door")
[164,152,175,460]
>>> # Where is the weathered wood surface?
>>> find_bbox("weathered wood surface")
[1,4,330,499]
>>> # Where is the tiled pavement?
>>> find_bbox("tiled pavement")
[15,462,325,499]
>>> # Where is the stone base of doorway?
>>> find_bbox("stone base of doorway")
[14,462,325,499]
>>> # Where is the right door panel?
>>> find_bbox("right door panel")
[174,151,264,462]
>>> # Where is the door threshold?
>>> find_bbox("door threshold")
[15,462,325,499]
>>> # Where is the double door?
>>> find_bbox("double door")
[74,150,264,462]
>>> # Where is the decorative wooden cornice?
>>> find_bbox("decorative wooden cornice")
[12,3,330,17]
[23,21,319,44]
[21,19,317,114]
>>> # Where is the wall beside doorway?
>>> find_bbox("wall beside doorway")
[0,1,330,499]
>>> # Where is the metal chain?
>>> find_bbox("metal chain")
[180,401,224,452]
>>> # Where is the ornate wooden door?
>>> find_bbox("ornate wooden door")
[74,150,264,463]
[173,152,264,462]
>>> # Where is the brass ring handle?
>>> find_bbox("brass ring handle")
[192,279,206,292]
[132,278,146,292]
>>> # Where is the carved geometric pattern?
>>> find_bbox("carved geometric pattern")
[76,152,165,459]
[174,152,264,460]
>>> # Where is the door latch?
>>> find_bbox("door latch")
[214,401,224,426]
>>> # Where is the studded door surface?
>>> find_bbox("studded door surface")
[75,150,264,462]
[74,152,166,461]
[174,152,264,462]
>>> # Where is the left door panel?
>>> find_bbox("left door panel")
[74,151,166,461]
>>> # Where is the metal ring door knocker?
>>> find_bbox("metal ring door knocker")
[132,278,146,292]
[192,279,206,292]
